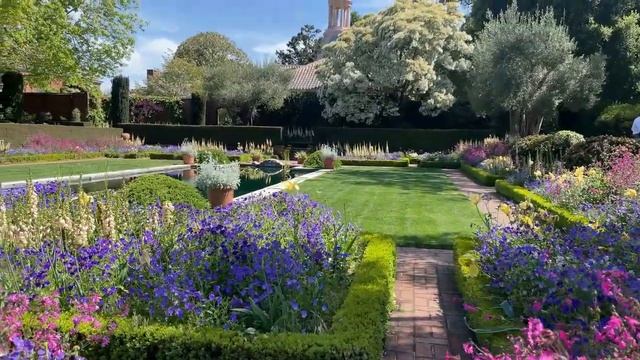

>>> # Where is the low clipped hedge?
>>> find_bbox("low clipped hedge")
[453,237,518,351]
[0,152,105,164]
[149,152,181,160]
[460,162,503,186]
[119,124,283,147]
[121,174,209,209]
[494,180,588,228]
[80,233,396,359]
[340,159,410,167]
[418,160,460,169]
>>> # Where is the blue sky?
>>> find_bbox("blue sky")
[115,0,396,90]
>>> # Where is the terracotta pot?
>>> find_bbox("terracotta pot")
[207,188,234,208]
[121,133,131,141]
[182,169,196,181]
[182,154,195,165]
[323,158,335,169]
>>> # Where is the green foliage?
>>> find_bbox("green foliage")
[0,0,142,90]
[460,162,504,186]
[512,131,584,161]
[0,152,104,165]
[563,135,640,169]
[174,32,248,68]
[148,152,181,160]
[109,76,130,125]
[190,93,206,126]
[118,124,283,147]
[468,4,605,137]
[453,236,517,351]
[130,95,184,124]
[495,180,589,228]
[314,128,494,153]
[142,57,204,98]
[122,174,208,209]
[303,151,342,169]
[596,103,640,136]
[319,0,472,125]
[196,162,240,191]
[340,159,410,167]
[205,62,292,125]
[276,25,322,65]
[196,149,230,165]
[76,234,395,360]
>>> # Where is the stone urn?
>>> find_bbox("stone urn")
[207,188,234,208]
[182,154,195,165]
[323,158,335,169]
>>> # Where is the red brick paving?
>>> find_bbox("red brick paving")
[384,248,472,360]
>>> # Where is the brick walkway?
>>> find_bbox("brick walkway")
[384,248,472,360]
[384,169,509,359]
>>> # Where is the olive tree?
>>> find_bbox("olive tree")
[318,0,472,125]
[468,4,606,137]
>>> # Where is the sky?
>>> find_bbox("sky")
[109,0,396,91]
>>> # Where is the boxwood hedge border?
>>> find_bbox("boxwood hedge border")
[75,233,396,360]
[340,159,410,167]
[460,162,503,186]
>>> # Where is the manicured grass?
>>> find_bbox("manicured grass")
[300,167,482,248]
[0,158,182,183]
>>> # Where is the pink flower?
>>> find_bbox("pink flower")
[531,300,543,313]
[463,303,479,313]
[463,342,475,354]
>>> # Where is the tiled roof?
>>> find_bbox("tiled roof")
[287,59,325,91]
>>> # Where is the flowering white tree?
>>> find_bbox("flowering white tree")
[318,0,472,125]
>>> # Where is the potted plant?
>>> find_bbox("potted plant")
[196,161,241,208]
[295,151,308,165]
[319,145,338,169]
[180,142,197,165]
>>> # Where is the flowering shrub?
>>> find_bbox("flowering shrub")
[607,151,640,191]
[462,146,488,166]
[479,156,514,176]
[0,185,362,345]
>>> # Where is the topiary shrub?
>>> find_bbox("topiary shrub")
[196,149,230,164]
[511,134,552,161]
[563,135,640,169]
[122,174,209,209]
[191,93,206,125]
[109,76,130,125]
[596,103,640,136]
[303,151,342,169]
[0,72,24,122]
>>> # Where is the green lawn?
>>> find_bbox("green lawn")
[0,159,183,183]
[300,167,482,248]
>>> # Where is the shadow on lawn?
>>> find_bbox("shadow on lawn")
[386,231,477,250]
[327,168,464,195]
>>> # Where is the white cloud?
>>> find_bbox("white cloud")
[252,41,288,55]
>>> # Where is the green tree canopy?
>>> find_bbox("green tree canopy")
[466,0,640,102]
[318,0,472,125]
[174,32,248,68]
[276,25,323,66]
[468,4,605,137]
[0,0,143,89]
[141,57,204,98]
[205,62,292,125]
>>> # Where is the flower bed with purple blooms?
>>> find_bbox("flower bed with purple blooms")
[0,185,371,358]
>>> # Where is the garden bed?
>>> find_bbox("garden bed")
[82,233,396,359]
[418,160,460,169]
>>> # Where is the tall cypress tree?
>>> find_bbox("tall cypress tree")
[109,75,130,125]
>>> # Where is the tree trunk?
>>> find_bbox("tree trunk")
[509,110,521,138]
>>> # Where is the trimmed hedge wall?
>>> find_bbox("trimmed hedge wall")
[418,160,461,169]
[79,233,396,359]
[460,162,503,186]
[494,180,588,228]
[0,152,105,164]
[118,124,283,147]
[0,123,122,147]
[314,128,495,152]
[340,159,410,167]
[453,237,518,351]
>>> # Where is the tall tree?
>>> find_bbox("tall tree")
[174,32,248,68]
[465,0,640,102]
[142,57,204,98]
[276,25,323,65]
[468,4,605,137]
[319,0,473,125]
[205,62,292,125]
[0,0,143,89]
